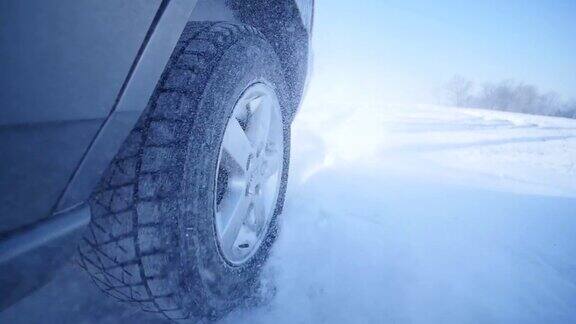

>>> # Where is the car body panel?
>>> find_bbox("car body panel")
[57,0,198,211]
[0,204,90,310]
[0,120,100,233]
[0,0,162,233]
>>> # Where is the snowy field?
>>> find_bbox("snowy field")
[2,103,576,323]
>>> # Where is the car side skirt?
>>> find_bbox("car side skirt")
[0,204,91,310]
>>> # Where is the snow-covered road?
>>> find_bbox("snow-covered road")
[2,104,575,323]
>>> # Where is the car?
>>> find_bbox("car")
[0,0,314,320]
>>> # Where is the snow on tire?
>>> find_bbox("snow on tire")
[77,22,290,321]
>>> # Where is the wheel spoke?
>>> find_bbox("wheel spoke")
[222,118,253,171]
[221,196,252,251]
[262,153,282,179]
[252,196,267,231]
[247,95,264,112]
[247,96,272,148]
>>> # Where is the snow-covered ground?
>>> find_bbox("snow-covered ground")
[222,103,576,324]
[2,104,575,323]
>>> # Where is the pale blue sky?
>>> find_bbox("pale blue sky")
[308,0,576,105]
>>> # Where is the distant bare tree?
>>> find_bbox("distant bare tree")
[513,83,538,113]
[566,101,576,118]
[536,92,560,114]
[444,75,473,107]
[442,75,575,119]
[473,81,514,111]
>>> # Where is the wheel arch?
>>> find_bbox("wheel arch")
[228,0,312,121]
[191,0,313,121]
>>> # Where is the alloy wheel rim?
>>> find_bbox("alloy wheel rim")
[214,83,284,265]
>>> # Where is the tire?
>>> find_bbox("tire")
[77,22,290,321]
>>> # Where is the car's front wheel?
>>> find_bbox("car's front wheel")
[78,22,290,321]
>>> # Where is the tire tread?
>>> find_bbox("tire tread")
[78,22,268,321]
